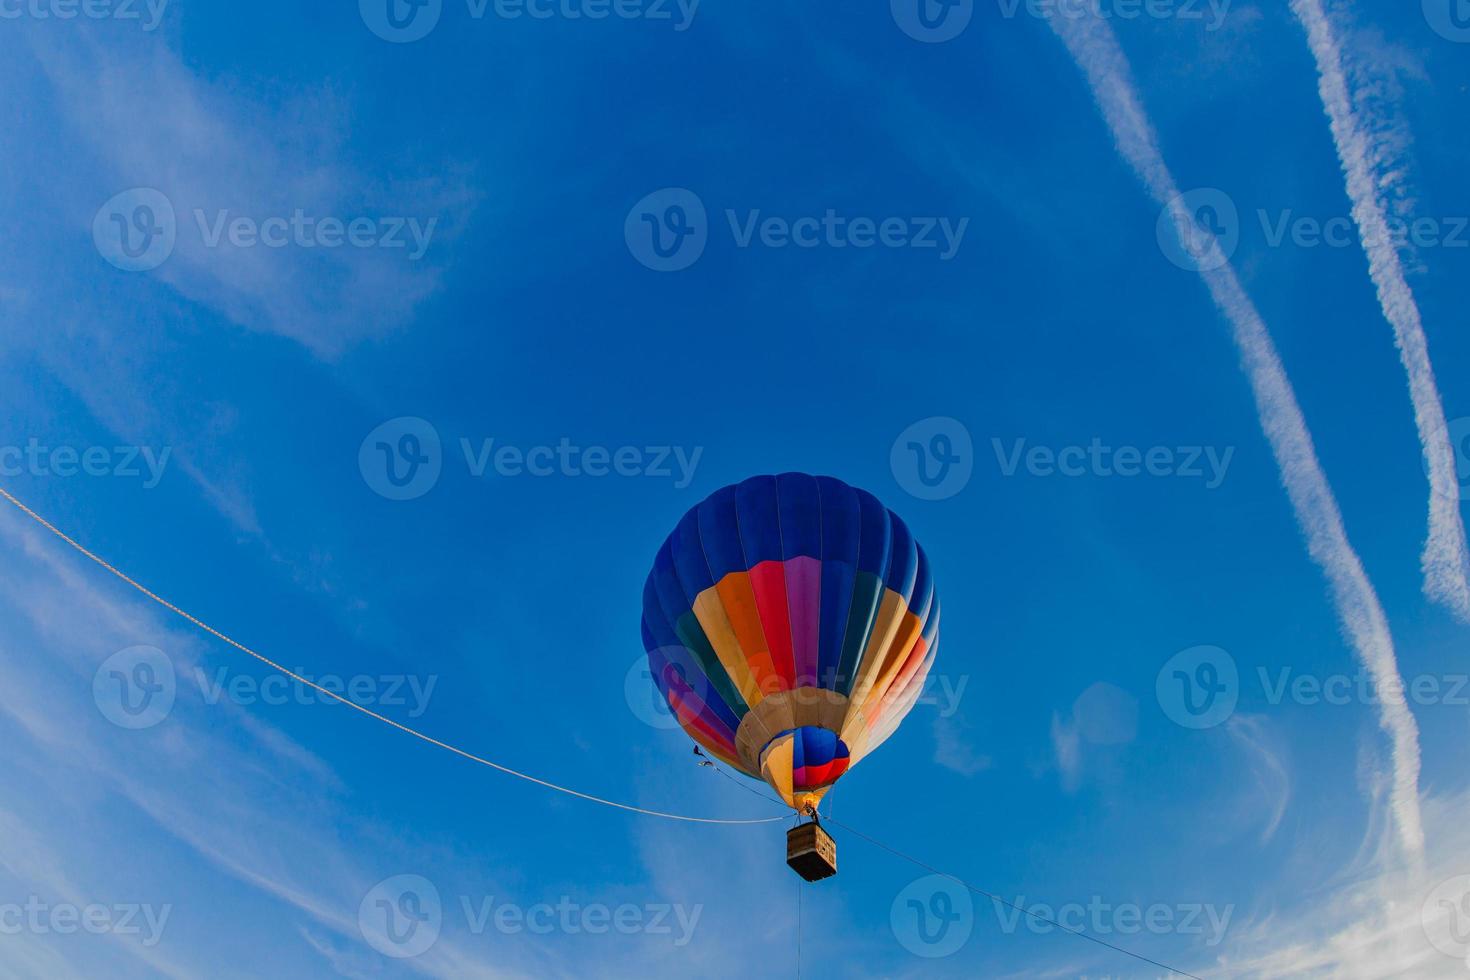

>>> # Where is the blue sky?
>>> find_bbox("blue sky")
[2,1,1470,977]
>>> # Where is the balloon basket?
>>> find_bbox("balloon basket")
[786,821,837,881]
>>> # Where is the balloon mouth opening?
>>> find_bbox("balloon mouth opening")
[760,726,852,792]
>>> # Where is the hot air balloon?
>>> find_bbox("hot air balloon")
[640,474,940,880]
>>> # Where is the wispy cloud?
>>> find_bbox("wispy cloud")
[1042,7,1425,861]
[0,806,197,980]
[1048,683,1138,793]
[932,715,994,778]
[1225,715,1291,845]
[1049,712,1082,792]
[1219,787,1470,978]
[1290,0,1470,623]
[16,27,476,359]
[0,510,533,980]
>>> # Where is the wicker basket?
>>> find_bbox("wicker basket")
[786,822,837,881]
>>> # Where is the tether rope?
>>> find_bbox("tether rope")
[0,486,785,826]
[3,483,1217,975]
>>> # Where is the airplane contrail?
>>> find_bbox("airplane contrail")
[1290,0,1470,623]
[1041,7,1425,860]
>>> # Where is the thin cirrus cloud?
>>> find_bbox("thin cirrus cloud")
[1290,0,1470,624]
[0,806,199,980]
[4,24,476,552]
[1049,711,1083,791]
[1224,715,1291,845]
[1049,681,1139,792]
[0,510,534,980]
[17,26,477,360]
[1220,786,1470,979]
[1041,7,1426,863]
[933,714,995,778]
[0,507,784,980]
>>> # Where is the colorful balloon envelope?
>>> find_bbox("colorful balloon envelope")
[641,474,939,815]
